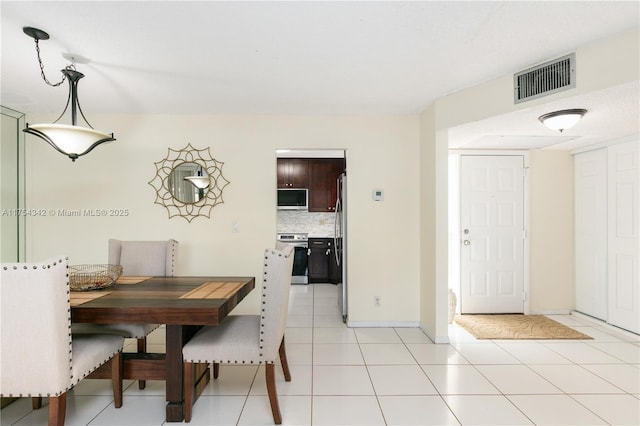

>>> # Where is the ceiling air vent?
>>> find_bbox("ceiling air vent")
[514,53,575,104]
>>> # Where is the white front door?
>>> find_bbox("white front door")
[607,141,639,333]
[460,155,525,314]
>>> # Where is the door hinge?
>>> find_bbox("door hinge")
[523,291,527,301]
[523,229,527,239]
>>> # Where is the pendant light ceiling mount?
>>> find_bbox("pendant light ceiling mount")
[23,26,50,41]
[22,26,115,162]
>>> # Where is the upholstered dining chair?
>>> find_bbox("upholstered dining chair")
[72,238,178,389]
[1,256,124,426]
[108,238,178,277]
[182,244,295,424]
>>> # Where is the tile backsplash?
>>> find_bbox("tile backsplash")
[277,211,336,237]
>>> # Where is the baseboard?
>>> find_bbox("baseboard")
[430,335,451,344]
[530,309,573,315]
[346,321,420,328]
[345,321,450,344]
[571,311,640,338]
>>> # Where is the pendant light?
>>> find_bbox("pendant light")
[22,27,115,161]
[538,108,587,133]
[184,176,210,189]
[184,167,210,189]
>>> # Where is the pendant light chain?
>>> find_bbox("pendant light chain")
[33,38,69,87]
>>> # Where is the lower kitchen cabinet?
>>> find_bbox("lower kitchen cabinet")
[308,238,340,284]
[308,238,330,283]
[328,237,342,284]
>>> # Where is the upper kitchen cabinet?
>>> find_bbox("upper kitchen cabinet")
[308,158,345,212]
[277,158,309,188]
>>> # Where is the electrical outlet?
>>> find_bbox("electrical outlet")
[374,296,381,307]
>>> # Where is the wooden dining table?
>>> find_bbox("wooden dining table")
[70,275,255,422]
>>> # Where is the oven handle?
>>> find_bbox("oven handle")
[277,241,308,248]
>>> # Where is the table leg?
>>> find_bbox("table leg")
[165,324,184,422]
[165,325,202,422]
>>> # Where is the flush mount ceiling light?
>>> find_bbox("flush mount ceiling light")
[22,26,115,162]
[538,108,587,132]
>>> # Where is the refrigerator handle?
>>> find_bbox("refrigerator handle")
[334,197,341,266]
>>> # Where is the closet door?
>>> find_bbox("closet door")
[574,149,607,320]
[607,140,639,333]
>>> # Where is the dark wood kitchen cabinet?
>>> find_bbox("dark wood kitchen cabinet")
[329,237,342,284]
[308,238,340,284]
[277,158,308,188]
[308,238,331,283]
[308,158,345,212]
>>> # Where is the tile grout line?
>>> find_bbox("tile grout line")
[403,328,465,426]
[463,325,634,426]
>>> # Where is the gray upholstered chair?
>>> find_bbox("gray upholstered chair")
[72,238,178,389]
[108,238,178,277]
[1,256,124,426]
[182,245,295,424]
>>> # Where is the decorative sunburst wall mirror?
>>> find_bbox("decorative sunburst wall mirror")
[149,143,230,222]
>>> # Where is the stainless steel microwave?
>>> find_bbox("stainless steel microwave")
[277,188,308,210]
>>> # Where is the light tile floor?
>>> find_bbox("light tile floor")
[2,284,639,425]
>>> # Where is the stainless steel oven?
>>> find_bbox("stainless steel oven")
[277,233,308,284]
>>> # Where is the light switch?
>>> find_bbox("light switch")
[232,221,240,233]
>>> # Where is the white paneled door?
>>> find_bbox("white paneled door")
[460,155,525,314]
[607,141,639,334]
[574,149,608,320]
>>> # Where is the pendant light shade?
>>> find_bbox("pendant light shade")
[22,27,115,162]
[538,108,587,132]
[184,176,210,189]
[24,123,115,161]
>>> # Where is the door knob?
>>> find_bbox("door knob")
[463,240,471,246]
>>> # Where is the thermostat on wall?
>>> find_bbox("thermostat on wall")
[372,189,384,201]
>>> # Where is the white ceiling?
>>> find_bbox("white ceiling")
[2,1,638,150]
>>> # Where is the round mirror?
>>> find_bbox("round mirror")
[149,143,230,222]
[168,162,210,203]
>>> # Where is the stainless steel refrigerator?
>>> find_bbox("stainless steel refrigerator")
[334,172,347,323]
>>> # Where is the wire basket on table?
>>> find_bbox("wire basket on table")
[69,264,123,291]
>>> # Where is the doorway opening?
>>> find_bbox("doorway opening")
[275,149,348,322]
[1,106,26,262]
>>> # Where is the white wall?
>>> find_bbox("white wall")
[25,114,421,321]
[529,150,575,313]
